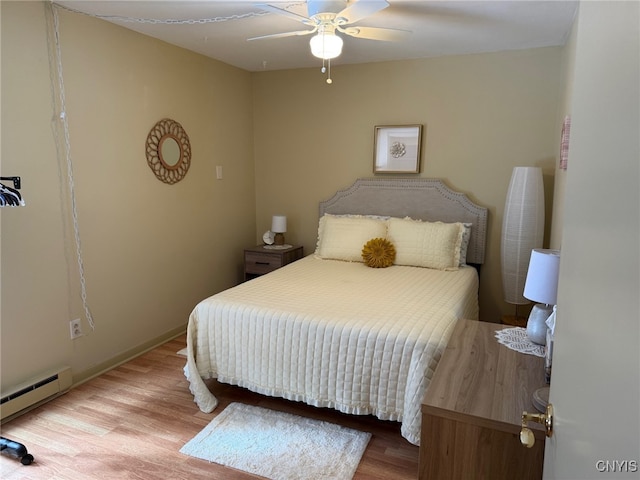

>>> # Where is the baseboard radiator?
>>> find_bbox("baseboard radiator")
[1,367,72,421]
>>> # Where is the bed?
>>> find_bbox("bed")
[184,178,487,445]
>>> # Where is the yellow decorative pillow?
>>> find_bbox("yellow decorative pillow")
[362,238,396,268]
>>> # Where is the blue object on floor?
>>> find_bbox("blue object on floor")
[0,437,34,465]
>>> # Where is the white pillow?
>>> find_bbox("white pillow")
[315,214,388,262]
[387,217,463,270]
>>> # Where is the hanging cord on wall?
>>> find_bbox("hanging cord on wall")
[50,4,95,332]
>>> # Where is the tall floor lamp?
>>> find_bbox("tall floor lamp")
[500,167,545,325]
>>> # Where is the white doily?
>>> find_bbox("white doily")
[263,244,293,250]
[495,327,545,357]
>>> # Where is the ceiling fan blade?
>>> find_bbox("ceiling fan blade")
[248,29,316,41]
[338,25,411,41]
[336,0,389,24]
[255,3,313,24]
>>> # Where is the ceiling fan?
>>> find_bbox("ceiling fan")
[248,0,411,83]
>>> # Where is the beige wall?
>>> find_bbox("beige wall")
[549,8,578,250]
[252,48,563,321]
[1,2,256,389]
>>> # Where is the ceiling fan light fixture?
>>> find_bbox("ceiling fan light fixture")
[310,30,343,59]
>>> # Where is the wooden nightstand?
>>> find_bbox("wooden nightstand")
[244,245,303,281]
[420,319,546,480]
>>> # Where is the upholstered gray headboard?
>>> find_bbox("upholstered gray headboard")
[319,178,488,265]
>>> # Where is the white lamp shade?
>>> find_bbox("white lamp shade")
[500,167,545,304]
[271,215,287,233]
[524,249,560,305]
[310,31,343,59]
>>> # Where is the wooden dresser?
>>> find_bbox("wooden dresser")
[420,319,547,480]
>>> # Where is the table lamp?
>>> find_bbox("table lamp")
[271,215,287,246]
[523,249,560,345]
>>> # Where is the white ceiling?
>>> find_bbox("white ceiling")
[54,1,578,72]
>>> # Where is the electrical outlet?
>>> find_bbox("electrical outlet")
[70,319,83,339]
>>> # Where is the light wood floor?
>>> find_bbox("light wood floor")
[0,335,418,479]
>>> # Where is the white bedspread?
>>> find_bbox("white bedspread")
[184,255,478,445]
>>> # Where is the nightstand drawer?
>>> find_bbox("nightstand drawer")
[244,252,283,275]
[243,245,304,281]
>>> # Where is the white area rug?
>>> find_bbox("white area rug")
[180,402,371,480]
[177,347,187,357]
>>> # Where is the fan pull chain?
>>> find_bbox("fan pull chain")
[320,59,333,84]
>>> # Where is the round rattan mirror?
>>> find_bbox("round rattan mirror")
[145,118,191,184]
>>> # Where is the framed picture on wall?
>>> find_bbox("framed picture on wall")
[373,125,423,173]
